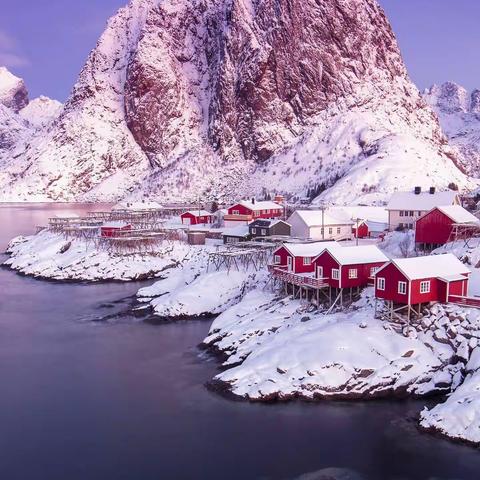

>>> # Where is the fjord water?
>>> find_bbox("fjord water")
[1,204,480,480]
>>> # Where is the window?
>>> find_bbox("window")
[251,228,257,234]
[417,211,421,216]
[420,281,431,294]
[398,223,404,229]
[348,269,358,279]
[370,266,379,277]
[332,269,340,280]
[409,211,414,216]
[399,211,404,217]
[408,223,413,229]
[329,227,333,234]
[274,255,281,264]
[337,227,341,234]
[377,277,385,290]
[321,227,324,234]
[261,229,267,235]
[398,281,407,295]
[303,257,311,265]
[233,209,239,215]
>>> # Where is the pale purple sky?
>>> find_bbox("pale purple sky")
[0,0,479,101]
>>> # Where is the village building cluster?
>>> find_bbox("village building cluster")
[42,185,480,322]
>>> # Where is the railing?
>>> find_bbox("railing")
[448,295,480,308]
[268,264,329,289]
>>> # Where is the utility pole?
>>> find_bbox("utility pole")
[356,218,360,246]
[321,204,325,241]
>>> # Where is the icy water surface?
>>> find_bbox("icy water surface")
[1,203,480,480]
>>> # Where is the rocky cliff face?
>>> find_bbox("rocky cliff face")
[0,0,474,202]
[0,67,29,113]
[425,82,480,177]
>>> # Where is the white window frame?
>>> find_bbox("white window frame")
[232,209,239,215]
[316,266,323,279]
[329,227,333,234]
[398,281,407,295]
[261,229,267,235]
[274,255,281,265]
[332,269,340,280]
[251,228,257,234]
[370,267,379,277]
[348,269,358,279]
[377,277,385,291]
[420,281,431,294]
[337,227,341,234]
[303,257,311,266]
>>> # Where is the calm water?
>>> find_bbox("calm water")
[0,203,479,480]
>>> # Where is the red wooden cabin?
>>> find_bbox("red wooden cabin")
[100,221,132,238]
[225,199,283,225]
[272,242,338,274]
[312,245,388,289]
[352,221,369,239]
[181,210,214,225]
[415,205,480,248]
[374,254,470,306]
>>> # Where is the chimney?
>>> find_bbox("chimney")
[414,186,421,195]
[251,197,255,204]
[429,187,436,195]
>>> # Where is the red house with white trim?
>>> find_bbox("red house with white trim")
[100,221,132,238]
[312,245,388,289]
[225,199,283,226]
[180,210,214,225]
[272,242,338,274]
[415,205,480,248]
[374,254,470,306]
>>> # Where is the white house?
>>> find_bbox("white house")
[386,187,460,230]
[287,209,354,241]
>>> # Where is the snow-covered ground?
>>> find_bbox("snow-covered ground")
[204,287,480,444]
[3,229,205,281]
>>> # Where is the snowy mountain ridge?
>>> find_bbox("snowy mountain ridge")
[424,82,480,177]
[0,0,476,203]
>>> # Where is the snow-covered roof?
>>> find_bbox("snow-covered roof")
[386,191,458,211]
[234,200,282,211]
[322,245,389,265]
[434,205,480,225]
[365,220,389,232]
[182,210,212,217]
[250,219,290,228]
[379,254,470,281]
[332,206,388,224]
[102,221,130,228]
[222,225,250,237]
[289,209,354,227]
[281,241,338,257]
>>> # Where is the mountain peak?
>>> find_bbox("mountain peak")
[0,67,29,113]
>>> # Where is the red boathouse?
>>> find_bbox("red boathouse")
[312,245,388,289]
[374,254,470,318]
[181,210,214,226]
[415,205,480,249]
[272,242,338,274]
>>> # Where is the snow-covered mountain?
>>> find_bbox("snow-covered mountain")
[424,82,480,177]
[0,0,475,203]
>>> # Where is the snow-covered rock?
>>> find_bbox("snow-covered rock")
[205,290,465,400]
[425,82,480,177]
[19,96,63,129]
[420,371,480,445]
[3,229,198,282]
[0,0,473,203]
[0,67,28,112]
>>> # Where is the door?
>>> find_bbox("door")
[287,256,293,272]
[316,266,323,279]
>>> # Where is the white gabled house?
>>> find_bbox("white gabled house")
[287,209,354,241]
[386,187,460,231]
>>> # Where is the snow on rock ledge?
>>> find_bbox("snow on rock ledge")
[3,230,201,282]
[205,290,461,400]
